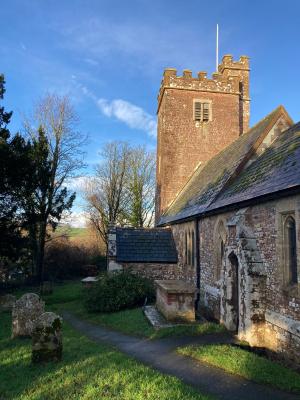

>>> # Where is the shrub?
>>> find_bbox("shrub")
[44,237,103,280]
[84,270,155,313]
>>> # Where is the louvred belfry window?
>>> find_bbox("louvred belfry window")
[203,102,210,121]
[194,101,211,122]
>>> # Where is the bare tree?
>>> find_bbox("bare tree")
[27,94,86,184]
[85,142,129,248]
[85,142,156,249]
[23,94,86,284]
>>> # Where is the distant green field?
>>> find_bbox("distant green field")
[55,226,89,239]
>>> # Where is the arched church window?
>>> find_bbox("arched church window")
[284,215,298,284]
[184,231,188,264]
[215,220,227,281]
[184,228,196,267]
[188,230,191,266]
[191,230,195,267]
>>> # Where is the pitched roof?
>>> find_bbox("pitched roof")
[159,106,298,225]
[116,227,178,263]
[210,121,300,209]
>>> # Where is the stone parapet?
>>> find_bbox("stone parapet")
[157,55,250,112]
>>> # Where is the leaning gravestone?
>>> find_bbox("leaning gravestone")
[11,293,45,338]
[32,312,63,363]
[0,294,16,312]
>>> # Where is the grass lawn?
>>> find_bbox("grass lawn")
[55,226,88,239]
[0,313,212,400]
[178,344,300,393]
[62,300,225,339]
[42,281,225,339]
[10,281,225,339]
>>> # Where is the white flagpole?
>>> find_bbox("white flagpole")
[216,24,219,71]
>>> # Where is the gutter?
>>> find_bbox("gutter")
[158,185,300,227]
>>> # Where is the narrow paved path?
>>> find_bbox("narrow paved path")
[62,311,299,400]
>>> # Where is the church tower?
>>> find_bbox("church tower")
[155,55,250,222]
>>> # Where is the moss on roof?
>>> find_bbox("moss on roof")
[159,106,298,225]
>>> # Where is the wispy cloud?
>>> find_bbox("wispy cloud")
[97,98,157,138]
[84,58,99,67]
[55,16,214,75]
[73,78,157,138]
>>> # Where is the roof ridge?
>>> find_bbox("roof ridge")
[161,106,290,220]
[161,108,284,216]
[159,105,295,225]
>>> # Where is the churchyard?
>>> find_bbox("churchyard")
[1,279,300,399]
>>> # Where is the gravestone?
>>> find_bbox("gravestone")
[11,293,45,338]
[0,294,16,312]
[32,312,63,363]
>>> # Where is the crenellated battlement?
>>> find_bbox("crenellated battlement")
[156,54,251,219]
[157,55,250,112]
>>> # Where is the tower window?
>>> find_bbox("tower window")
[194,101,211,122]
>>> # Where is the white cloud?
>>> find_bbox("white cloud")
[72,76,157,138]
[97,98,157,138]
[65,176,93,192]
[64,211,88,228]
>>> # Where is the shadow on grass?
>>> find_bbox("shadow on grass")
[178,344,300,394]
[0,312,211,400]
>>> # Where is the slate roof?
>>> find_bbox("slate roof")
[211,121,300,209]
[159,106,300,225]
[116,227,178,263]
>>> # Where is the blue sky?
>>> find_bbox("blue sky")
[1,0,300,224]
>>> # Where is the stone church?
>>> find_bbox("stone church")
[108,55,300,364]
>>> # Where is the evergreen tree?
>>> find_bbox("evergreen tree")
[22,127,75,284]
[0,75,31,277]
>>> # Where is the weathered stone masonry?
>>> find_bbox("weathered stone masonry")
[195,194,300,364]
[156,55,250,220]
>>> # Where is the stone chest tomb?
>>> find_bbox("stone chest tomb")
[155,280,197,322]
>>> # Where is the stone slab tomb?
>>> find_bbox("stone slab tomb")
[155,280,197,322]
[12,293,45,338]
[81,276,99,288]
[0,294,16,312]
[32,312,63,363]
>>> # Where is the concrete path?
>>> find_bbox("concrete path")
[62,311,299,400]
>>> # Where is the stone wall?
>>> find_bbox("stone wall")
[170,221,198,285]
[197,193,300,365]
[107,222,198,284]
[119,262,181,282]
[155,55,250,220]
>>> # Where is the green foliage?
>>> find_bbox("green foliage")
[23,127,76,281]
[84,271,155,313]
[39,282,224,339]
[0,312,210,400]
[178,344,300,393]
[0,74,12,140]
[0,75,32,268]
